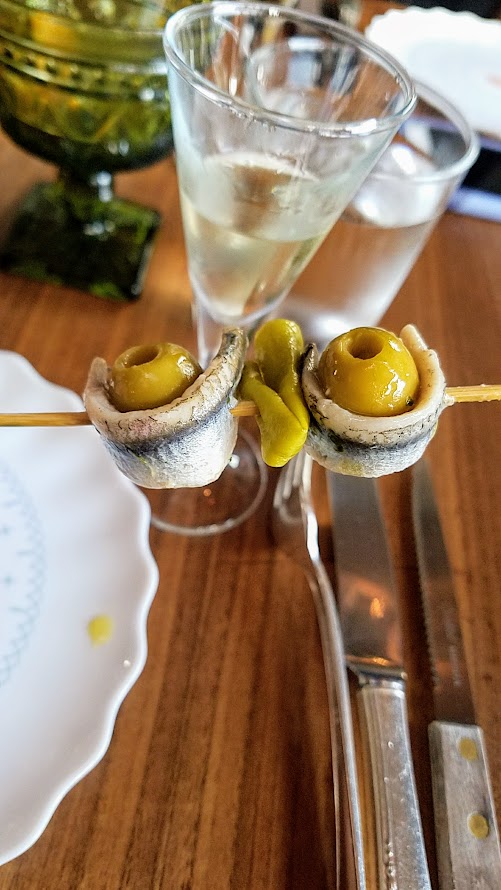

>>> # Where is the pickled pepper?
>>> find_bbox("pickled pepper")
[239,319,309,467]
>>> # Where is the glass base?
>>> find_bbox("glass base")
[147,429,268,536]
[0,178,160,301]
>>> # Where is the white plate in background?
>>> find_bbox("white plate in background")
[366,6,501,141]
[0,351,159,865]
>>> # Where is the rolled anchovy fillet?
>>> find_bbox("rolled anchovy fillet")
[84,328,247,489]
[302,324,453,478]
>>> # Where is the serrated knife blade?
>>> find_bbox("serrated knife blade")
[328,473,431,890]
[412,459,501,890]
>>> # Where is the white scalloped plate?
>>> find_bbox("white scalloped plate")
[0,351,159,865]
[366,6,501,141]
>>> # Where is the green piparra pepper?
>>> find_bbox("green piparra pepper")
[239,319,309,467]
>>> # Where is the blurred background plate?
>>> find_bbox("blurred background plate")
[0,351,158,865]
[366,6,501,141]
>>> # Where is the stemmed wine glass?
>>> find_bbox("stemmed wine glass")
[151,1,415,535]
[0,0,187,302]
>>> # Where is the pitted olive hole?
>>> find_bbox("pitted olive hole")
[348,330,384,361]
[123,345,161,368]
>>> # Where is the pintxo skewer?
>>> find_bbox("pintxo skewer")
[0,383,500,429]
[0,383,500,428]
[0,323,499,486]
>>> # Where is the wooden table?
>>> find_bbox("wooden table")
[0,3,499,888]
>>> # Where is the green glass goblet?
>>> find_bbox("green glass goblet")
[0,0,190,300]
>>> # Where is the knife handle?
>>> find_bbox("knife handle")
[429,720,501,890]
[358,681,431,890]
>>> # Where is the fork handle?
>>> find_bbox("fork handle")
[358,680,432,890]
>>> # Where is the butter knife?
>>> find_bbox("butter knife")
[412,459,501,890]
[328,473,431,890]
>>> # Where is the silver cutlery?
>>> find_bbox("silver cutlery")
[412,459,501,890]
[327,472,431,890]
[273,452,366,890]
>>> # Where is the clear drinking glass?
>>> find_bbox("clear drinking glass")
[155,1,415,535]
[286,80,479,347]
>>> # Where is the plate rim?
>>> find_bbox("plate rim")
[0,349,159,866]
[366,5,501,141]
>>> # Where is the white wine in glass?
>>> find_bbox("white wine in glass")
[156,1,416,535]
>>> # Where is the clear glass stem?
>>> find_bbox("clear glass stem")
[193,293,265,368]
[193,294,231,368]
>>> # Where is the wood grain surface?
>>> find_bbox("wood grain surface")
[0,4,499,888]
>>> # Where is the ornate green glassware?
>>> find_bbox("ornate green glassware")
[0,0,190,300]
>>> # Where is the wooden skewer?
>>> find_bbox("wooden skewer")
[0,411,91,427]
[445,384,501,404]
[229,400,258,417]
[0,386,499,427]
[0,403,259,427]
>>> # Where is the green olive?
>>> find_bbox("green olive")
[318,327,420,417]
[110,342,202,412]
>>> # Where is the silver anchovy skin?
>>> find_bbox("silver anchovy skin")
[83,328,247,489]
[302,324,453,478]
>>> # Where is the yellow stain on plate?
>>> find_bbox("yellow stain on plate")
[87,614,114,646]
